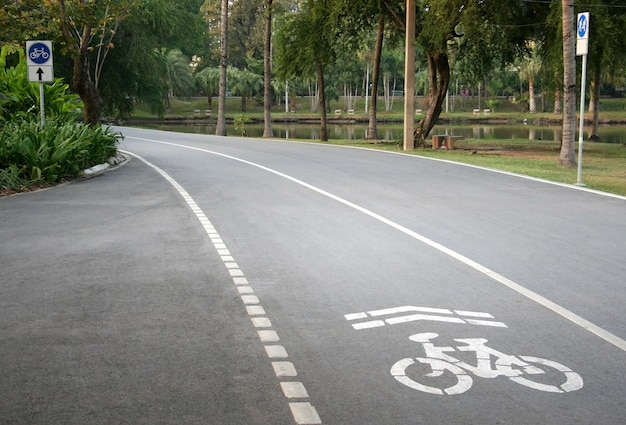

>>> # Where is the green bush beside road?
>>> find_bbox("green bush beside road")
[1,46,120,194]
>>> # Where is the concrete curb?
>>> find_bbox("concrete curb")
[83,152,130,177]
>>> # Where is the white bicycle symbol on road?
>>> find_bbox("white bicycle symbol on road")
[391,332,583,395]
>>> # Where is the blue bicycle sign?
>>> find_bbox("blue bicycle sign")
[577,13,589,39]
[27,42,52,65]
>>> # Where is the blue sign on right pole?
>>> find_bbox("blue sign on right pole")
[576,12,589,56]
[576,13,590,186]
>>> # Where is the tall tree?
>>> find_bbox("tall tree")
[216,0,228,136]
[53,0,134,125]
[560,0,577,167]
[275,0,335,141]
[519,41,542,114]
[367,16,384,140]
[263,0,274,138]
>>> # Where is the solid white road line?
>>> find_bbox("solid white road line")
[123,140,626,353]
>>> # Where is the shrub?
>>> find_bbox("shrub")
[0,116,120,189]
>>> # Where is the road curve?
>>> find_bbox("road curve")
[1,127,624,424]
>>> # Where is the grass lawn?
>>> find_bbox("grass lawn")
[318,138,626,196]
[129,96,626,197]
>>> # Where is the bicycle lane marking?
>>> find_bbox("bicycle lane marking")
[345,305,508,329]
[390,333,583,396]
[123,138,626,354]
[121,150,322,425]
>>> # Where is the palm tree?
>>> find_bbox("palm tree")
[157,49,194,113]
[263,0,274,138]
[216,0,229,136]
[519,41,542,114]
[227,67,263,112]
[195,67,220,109]
[560,0,576,167]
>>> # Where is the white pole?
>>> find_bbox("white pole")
[39,82,45,126]
[285,81,289,113]
[576,53,587,186]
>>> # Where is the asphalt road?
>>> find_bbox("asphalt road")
[1,126,624,424]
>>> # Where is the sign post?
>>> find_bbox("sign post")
[576,13,589,186]
[26,40,54,126]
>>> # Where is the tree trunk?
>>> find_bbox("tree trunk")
[216,0,228,136]
[74,51,102,125]
[263,0,273,138]
[367,14,385,140]
[414,51,450,145]
[317,61,328,142]
[589,65,601,141]
[73,26,102,125]
[554,89,562,114]
[559,0,576,167]
[529,79,536,113]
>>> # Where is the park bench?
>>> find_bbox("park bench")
[432,134,465,149]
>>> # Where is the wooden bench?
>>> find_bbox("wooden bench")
[432,134,465,149]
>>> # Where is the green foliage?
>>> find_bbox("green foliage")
[486,99,501,112]
[233,114,251,135]
[0,116,120,189]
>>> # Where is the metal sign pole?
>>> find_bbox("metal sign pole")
[39,82,45,126]
[576,53,587,186]
[575,12,589,186]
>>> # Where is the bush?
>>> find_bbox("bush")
[0,117,120,189]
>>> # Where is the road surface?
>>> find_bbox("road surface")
[1,127,624,424]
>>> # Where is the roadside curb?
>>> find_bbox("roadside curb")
[83,152,130,177]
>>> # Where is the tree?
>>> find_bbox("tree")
[560,0,577,167]
[227,66,263,112]
[519,41,542,114]
[195,66,220,109]
[52,0,135,125]
[275,0,336,141]
[156,48,195,113]
[263,0,274,138]
[216,0,229,136]
[367,15,384,140]
[585,0,626,141]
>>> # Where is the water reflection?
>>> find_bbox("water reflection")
[139,122,626,144]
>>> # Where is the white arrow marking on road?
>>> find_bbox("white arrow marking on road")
[345,306,507,329]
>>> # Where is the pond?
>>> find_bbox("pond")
[135,122,626,144]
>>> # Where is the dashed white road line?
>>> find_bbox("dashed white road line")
[122,150,322,425]
[123,140,626,353]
